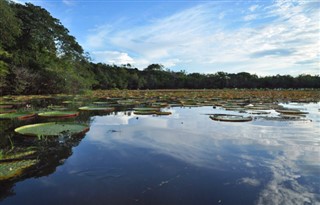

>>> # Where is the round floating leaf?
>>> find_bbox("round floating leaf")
[275,109,308,115]
[156,111,172,116]
[0,159,39,180]
[79,106,115,111]
[210,114,252,122]
[15,122,89,137]
[93,101,110,105]
[134,111,157,115]
[133,107,160,111]
[47,105,68,111]
[0,109,16,114]
[38,111,79,118]
[0,112,36,120]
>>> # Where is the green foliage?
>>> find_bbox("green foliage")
[0,1,95,95]
[0,0,318,95]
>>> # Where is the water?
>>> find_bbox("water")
[0,103,319,205]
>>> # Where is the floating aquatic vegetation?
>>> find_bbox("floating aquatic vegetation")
[133,111,158,115]
[210,114,253,122]
[79,106,115,111]
[155,111,172,116]
[0,149,37,162]
[133,107,160,111]
[245,104,271,110]
[15,122,89,137]
[0,159,39,180]
[47,105,68,111]
[38,111,79,118]
[0,109,16,114]
[275,109,308,115]
[0,112,36,120]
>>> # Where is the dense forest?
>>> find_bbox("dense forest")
[1,0,319,95]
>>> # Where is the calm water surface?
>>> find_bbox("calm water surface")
[0,103,319,205]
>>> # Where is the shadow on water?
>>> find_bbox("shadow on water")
[0,97,134,202]
[0,121,87,201]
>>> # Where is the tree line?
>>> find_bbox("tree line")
[1,0,319,95]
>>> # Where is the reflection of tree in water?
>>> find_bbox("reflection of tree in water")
[0,131,86,201]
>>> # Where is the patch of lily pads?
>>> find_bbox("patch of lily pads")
[15,122,89,137]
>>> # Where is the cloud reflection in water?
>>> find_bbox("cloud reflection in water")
[86,105,319,204]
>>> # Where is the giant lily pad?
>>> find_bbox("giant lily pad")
[38,111,79,118]
[210,114,252,122]
[0,159,39,180]
[133,111,157,115]
[275,109,308,115]
[79,106,115,111]
[0,112,36,120]
[15,122,89,137]
[133,107,160,111]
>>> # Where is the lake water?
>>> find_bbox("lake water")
[0,102,319,205]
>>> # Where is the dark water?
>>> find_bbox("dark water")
[0,102,319,205]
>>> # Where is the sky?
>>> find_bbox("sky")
[12,0,320,76]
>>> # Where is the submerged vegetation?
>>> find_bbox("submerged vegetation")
[0,0,319,96]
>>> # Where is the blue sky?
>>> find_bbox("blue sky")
[13,0,320,76]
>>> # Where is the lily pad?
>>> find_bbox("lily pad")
[0,159,39,180]
[47,105,68,111]
[155,111,172,116]
[79,106,115,111]
[133,107,160,111]
[210,114,252,122]
[275,109,308,115]
[134,111,158,115]
[0,112,36,120]
[15,122,89,137]
[38,111,79,118]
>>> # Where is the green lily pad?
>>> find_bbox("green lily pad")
[0,109,16,114]
[133,107,160,111]
[134,111,158,115]
[210,114,252,122]
[47,105,68,111]
[275,109,308,115]
[79,106,115,111]
[38,111,79,118]
[15,122,89,137]
[0,159,39,180]
[155,111,172,116]
[93,101,110,105]
[0,112,36,120]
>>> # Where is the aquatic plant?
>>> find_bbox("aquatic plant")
[15,122,89,137]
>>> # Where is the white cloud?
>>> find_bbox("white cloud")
[85,1,319,76]
[11,0,24,3]
[62,0,75,6]
[243,14,257,21]
[249,5,259,12]
[92,51,135,65]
